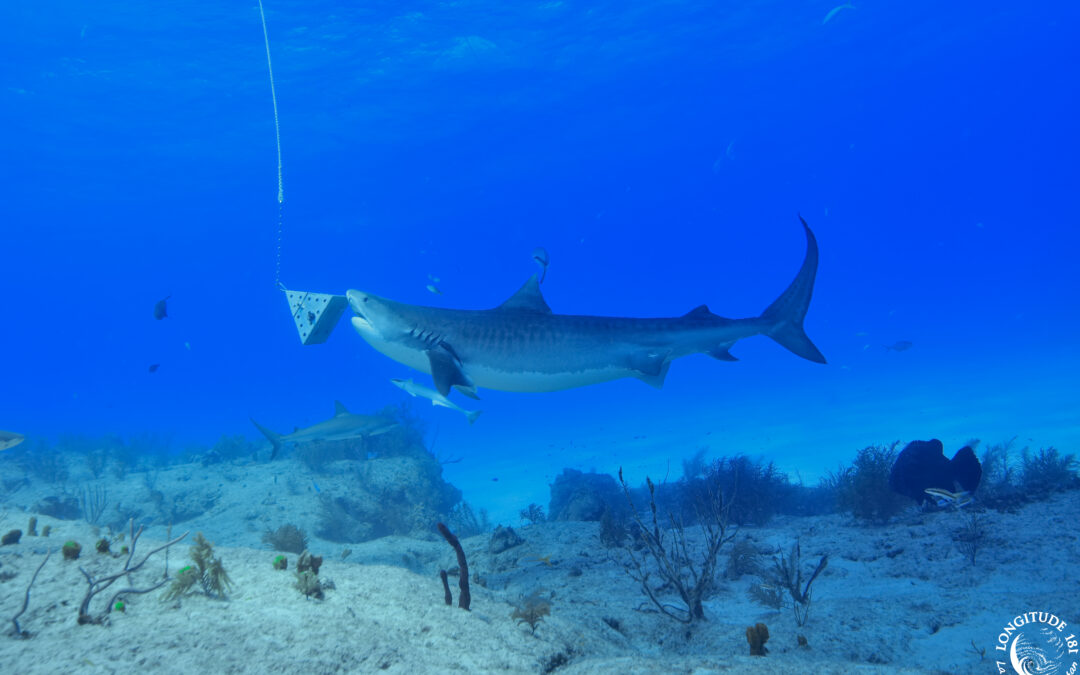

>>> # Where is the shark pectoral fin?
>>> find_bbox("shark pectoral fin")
[630,352,671,389]
[371,423,398,436]
[427,348,476,398]
[495,275,552,314]
[334,400,350,416]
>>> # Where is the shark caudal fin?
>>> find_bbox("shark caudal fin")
[465,409,483,425]
[758,217,827,364]
[250,418,284,460]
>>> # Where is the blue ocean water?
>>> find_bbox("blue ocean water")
[2,0,1077,519]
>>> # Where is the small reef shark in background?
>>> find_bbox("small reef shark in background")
[346,218,826,397]
[0,430,25,451]
[251,401,398,460]
[391,378,482,424]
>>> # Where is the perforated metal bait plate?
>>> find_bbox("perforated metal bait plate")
[285,290,347,345]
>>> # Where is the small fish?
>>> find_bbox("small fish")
[525,554,553,566]
[428,273,441,283]
[923,487,973,509]
[184,341,191,350]
[822,3,854,25]
[0,430,26,451]
[885,340,913,352]
[148,364,160,373]
[312,480,321,493]
[153,296,170,320]
[855,331,869,337]
[531,247,550,283]
[391,378,482,424]
[426,284,442,295]
[891,439,981,505]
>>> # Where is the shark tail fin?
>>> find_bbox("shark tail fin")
[250,418,284,460]
[758,216,827,364]
[465,409,483,425]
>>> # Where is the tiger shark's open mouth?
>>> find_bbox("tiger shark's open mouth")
[346,289,374,330]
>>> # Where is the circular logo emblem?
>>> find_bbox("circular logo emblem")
[995,612,1078,675]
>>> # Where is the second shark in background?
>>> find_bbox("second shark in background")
[251,401,399,459]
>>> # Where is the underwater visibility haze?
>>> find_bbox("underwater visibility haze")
[1,1,1078,673]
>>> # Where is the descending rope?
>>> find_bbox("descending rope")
[257,0,286,290]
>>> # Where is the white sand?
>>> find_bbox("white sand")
[2,457,1077,674]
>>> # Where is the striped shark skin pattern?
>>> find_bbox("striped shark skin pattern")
[347,218,826,398]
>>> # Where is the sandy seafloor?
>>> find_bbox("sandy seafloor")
[1,453,1077,675]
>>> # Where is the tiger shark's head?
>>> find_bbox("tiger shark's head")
[346,290,413,341]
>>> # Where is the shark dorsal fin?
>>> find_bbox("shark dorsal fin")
[334,400,350,416]
[496,275,552,314]
[682,304,715,319]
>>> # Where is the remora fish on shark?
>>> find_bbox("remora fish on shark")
[348,218,826,397]
[251,401,398,460]
[391,378,482,424]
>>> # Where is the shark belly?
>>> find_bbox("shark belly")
[466,361,632,392]
[353,316,647,392]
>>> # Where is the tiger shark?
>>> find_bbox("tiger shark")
[251,401,398,460]
[347,218,826,397]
